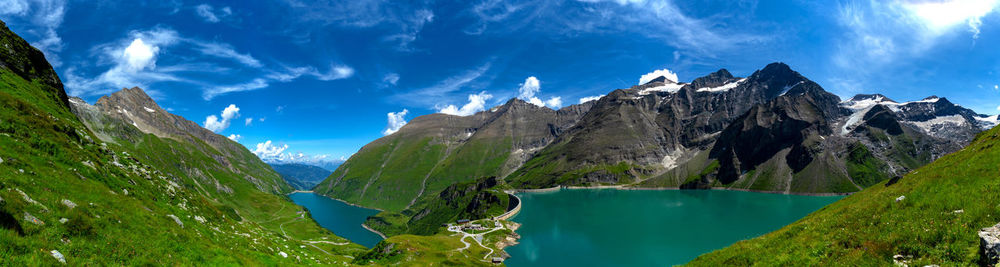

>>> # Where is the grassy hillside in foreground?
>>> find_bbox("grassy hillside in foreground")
[0,21,367,265]
[687,125,1000,266]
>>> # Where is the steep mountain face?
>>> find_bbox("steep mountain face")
[269,163,332,190]
[688,124,1000,266]
[507,63,818,188]
[314,98,592,212]
[0,21,365,265]
[72,87,288,194]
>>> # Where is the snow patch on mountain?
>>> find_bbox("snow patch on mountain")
[974,114,999,128]
[907,115,967,134]
[841,106,873,135]
[639,83,685,95]
[696,78,746,93]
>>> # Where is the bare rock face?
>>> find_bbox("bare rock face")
[980,223,1000,266]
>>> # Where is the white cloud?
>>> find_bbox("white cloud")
[902,0,999,38]
[227,134,242,141]
[250,140,345,167]
[203,104,240,133]
[123,38,159,71]
[0,0,67,66]
[252,140,289,159]
[383,73,400,85]
[245,117,253,126]
[195,4,232,23]
[516,76,562,108]
[579,95,604,104]
[994,84,998,90]
[194,42,262,68]
[438,91,493,116]
[997,104,1000,111]
[393,61,492,106]
[314,65,355,81]
[545,96,562,108]
[518,76,541,100]
[201,64,353,100]
[203,78,269,100]
[639,68,679,84]
[382,109,409,135]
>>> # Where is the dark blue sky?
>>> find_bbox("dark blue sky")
[3,0,1000,165]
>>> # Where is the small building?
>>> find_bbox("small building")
[492,257,503,264]
[457,219,471,225]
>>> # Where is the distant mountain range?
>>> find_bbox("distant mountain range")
[269,163,333,190]
[317,62,997,214]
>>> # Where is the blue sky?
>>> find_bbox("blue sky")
[3,0,1000,165]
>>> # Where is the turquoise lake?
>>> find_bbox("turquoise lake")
[505,189,843,266]
[288,192,383,248]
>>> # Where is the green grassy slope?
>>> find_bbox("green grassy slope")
[0,22,365,265]
[688,125,1000,266]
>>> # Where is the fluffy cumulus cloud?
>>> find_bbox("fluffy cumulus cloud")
[203,104,240,133]
[252,140,288,159]
[579,95,604,104]
[382,109,409,135]
[639,68,679,84]
[517,76,562,108]
[195,4,232,23]
[227,134,242,141]
[438,91,493,116]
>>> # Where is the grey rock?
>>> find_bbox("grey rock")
[980,223,1000,266]
[167,214,183,227]
[50,250,66,264]
[23,212,44,225]
[61,199,76,209]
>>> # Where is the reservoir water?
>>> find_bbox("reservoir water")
[288,192,383,248]
[505,189,842,266]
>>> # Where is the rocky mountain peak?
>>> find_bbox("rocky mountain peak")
[745,62,808,98]
[644,75,675,85]
[95,87,164,114]
[690,68,736,88]
[847,94,896,103]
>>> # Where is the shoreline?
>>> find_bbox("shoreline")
[510,185,853,197]
[291,191,385,212]
[361,223,388,240]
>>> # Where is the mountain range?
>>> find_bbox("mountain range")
[313,62,998,243]
[270,163,333,190]
[318,63,997,212]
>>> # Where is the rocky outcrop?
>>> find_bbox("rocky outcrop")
[980,223,1000,266]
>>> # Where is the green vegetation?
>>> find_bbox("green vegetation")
[683,160,720,186]
[846,142,890,188]
[366,177,512,236]
[359,219,517,266]
[0,22,370,265]
[688,125,1000,266]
